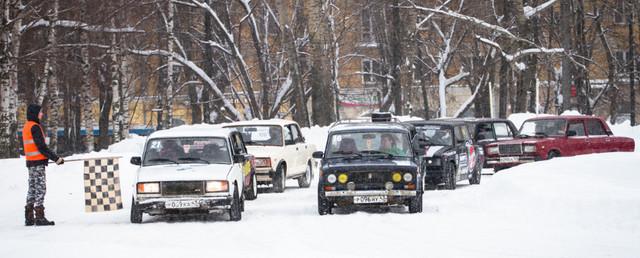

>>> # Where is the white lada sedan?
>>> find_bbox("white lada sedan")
[129,126,256,223]
[223,119,316,193]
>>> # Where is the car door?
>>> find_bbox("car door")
[283,124,299,177]
[566,120,589,155]
[291,124,311,172]
[229,133,248,193]
[585,118,610,153]
[454,126,470,179]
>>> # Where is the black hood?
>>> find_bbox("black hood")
[26,104,41,123]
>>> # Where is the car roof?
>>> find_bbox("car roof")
[221,119,296,127]
[526,115,601,121]
[438,117,513,123]
[405,119,467,127]
[148,124,234,139]
[329,122,410,133]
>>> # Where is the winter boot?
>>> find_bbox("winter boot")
[25,204,35,226]
[34,206,55,226]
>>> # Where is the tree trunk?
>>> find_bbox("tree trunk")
[98,63,112,150]
[389,0,404,115]
[499,57,509,118]
[629,0,636,126]
[164,0,175,128]
[560,0,573,113]
[307,0,335,126]
[45,0,60,153]
[80,0,95,152]
[0,0,21,158]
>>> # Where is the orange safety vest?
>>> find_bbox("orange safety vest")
[22,121,47,161]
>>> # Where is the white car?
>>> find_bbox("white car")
[129,126,257,223]
[223,119,316,192]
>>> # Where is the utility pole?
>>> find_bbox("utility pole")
[629,0,636,126]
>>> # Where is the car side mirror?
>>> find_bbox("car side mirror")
[233,154,246,163]
[567,130,577,137]
[130,156,141,166]
[312,151,324,159]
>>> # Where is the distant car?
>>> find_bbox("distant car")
[439,118,519,168]
[407,120,481,190]
[223,119,316,192]
[314,122,422,215]
[485,115,635,171]
[129,127,257,223]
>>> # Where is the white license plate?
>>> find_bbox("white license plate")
[500,156,519,163]
[353,196,388,204]
[165,200,200,209]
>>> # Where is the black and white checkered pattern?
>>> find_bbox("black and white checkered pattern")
[83,158,123,212]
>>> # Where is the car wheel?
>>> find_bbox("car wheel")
[130,198,143,224]
[469,167,481,185]
[245,173,258,200]
[444,163,457,190]
[547,151,560,160]
[229,185,242,221]
[318,195,331,215]
[297,163,312,188]
[408,193,423,213]
[272,164,286,193]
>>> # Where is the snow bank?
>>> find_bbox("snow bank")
[301,125,329,151]
[610,121,640,152]
[507,112,552,128]
[105,134,146,155]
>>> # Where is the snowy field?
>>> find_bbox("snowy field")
[1,116,639,258]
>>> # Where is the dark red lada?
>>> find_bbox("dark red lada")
[485,115,635,171]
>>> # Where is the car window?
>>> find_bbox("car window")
[284,126,294,145]
[476,123,495,141]
[326,131,411,157]
[454,126,468,144]
[415,125,453,146]
[586,119,607,136]
[143,137,231,166]
[225,125,283,146]
[568,122,586,136]
[293,124,305,143]
[289,124,301,143]
[494,123,513,139]
[231,134,246,154]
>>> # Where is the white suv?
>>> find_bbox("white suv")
[223,119,316,192]
[129,126,257,223]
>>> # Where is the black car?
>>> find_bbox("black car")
[406,120,481,190]
[313,122,423,215]
[440,118,518,169]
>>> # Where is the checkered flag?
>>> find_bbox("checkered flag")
[83,158,123,212]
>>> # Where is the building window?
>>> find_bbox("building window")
[362,58,381,84]
[614,50,639,72]
[361,8,374,43]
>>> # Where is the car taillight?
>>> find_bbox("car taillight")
[254,158,271,168]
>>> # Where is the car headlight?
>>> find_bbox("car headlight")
[426,158,441,166]
[206,180,229,192]
[137,182,160,194]
[338,173,348,184]
[487,146,499,155]
[523,145,536,153]
[327,174,337,184]
[254,157,271,168]
[403,173,413,182]
[392,172,402,183]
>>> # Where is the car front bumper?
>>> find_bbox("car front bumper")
[255,167,275,183]
[485,155,540,167]
[136,196,233,215]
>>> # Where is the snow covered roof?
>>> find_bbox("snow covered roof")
[329,122,410,133]
[148,124,233,139]
[221,119,296,127]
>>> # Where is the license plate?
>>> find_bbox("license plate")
[500,156,519,163]
[353,196,387,204]
[165,200,200,209]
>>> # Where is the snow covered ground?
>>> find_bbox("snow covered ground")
[1,119,639,258]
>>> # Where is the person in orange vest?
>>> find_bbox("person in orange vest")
[23,104,64,226]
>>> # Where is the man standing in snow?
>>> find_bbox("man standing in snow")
[22,104,64,226]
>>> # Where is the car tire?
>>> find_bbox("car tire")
[408,193,423,213]
[272,164,286,193]
[547,151,560,160]
[318,195,331,216]
[130,198,143,224]
[297,163,312,188]
[245,173,258,200]
[444,163,457,190]
[229,185,242,221]
[469,166,481,185]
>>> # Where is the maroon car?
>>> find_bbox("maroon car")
[485,115,635,171]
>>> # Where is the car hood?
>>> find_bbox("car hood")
[137,163,232,182]
[487,137,557,146]
[324,158,417,171]
[246,145,283,157]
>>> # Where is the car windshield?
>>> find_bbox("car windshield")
[143,137,230,166]
[326,131,411,158]
[415,125,453,146]
[520,119,567,137]
[225,125,283,146]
